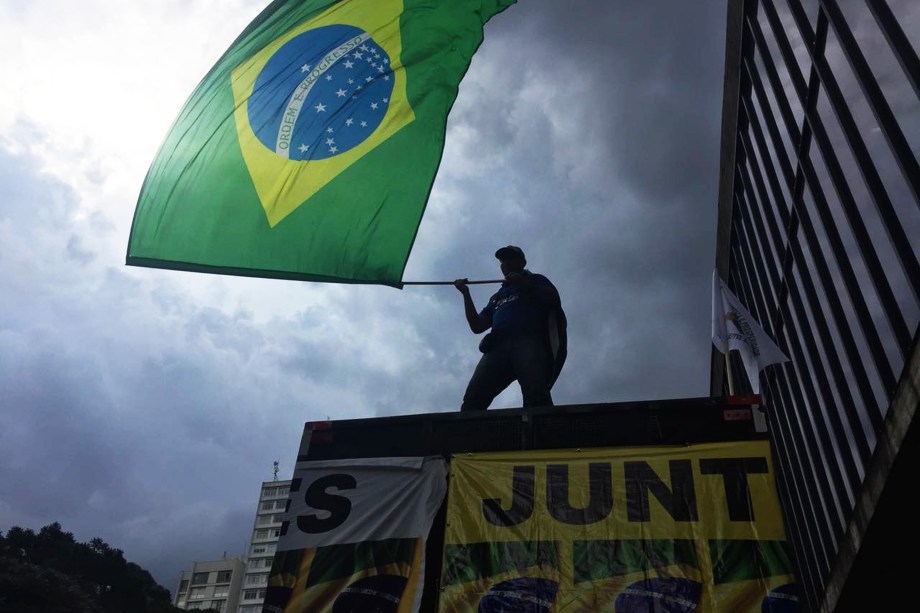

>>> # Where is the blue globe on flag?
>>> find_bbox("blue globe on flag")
[761,583,799,612]
[332,574,408,612]
[477,577,559,612]
[615,577,702,612]
[248,24,395,161]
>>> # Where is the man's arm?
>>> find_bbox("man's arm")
[454,279,492,333]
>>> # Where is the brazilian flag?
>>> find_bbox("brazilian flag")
[440,541,561,612]
[127,0,516,287]
[263,539,423,613]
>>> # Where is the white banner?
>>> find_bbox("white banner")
[263,456,448,613]
[278,456,448,550]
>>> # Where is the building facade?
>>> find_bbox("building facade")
[174,556,246,612]
[237,479,291,613]
[712,0,918,611]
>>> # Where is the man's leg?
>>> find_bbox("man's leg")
[513,336,554,408]
[461,346,515,411]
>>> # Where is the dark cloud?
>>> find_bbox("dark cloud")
[413,0,727,405]
[1,0,731,593]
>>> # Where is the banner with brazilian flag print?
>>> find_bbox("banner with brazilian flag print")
[440,441,800,612]
[263,456,447,613]
[127,0,516,286]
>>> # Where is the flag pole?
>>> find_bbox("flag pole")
[401,279,504,285]
[713,270,737,396]
[723,341,736,395]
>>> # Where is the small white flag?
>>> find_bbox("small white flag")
[712,269,789,394]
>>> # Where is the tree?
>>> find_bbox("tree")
[0,523,185,613]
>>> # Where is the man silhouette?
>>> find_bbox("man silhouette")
[454,245,566,411]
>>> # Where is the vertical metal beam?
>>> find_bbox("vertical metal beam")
[864,0,920,100]
[787,0,918,355]
[742,96,866,504]
[731,205,830,603]
[716,0,754,278]
[820,0,920,206]
[756,6,876,466]
[713,0,754,396]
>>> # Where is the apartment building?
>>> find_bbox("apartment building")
[237,479,291,613]
[173,556,245,612]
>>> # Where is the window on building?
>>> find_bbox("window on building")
[276,487,289,496]
[213,585,229,597]
[242,588,267,600]
[190,572,209,585]
[265,543,277,554]
[254,529,269,540]
[242,587,268,601]
[262,487,276,497]
[251,545,266,555]
[215,570,232,583]
[275,500,287,510]
[261,501,274,511]
[257,514,281,526]
[178,579,189,593]
[245,573,268,586]
[188,586,207,599]
[272,529,281,537]
[210,600,226,612]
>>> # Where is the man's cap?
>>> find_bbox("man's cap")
[495,245,526,261]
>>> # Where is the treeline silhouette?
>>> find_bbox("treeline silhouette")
[0,522,213,613]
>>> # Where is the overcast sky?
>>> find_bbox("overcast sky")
[1,0,732,593]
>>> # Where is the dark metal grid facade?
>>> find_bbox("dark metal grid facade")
[712,1,919,610]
